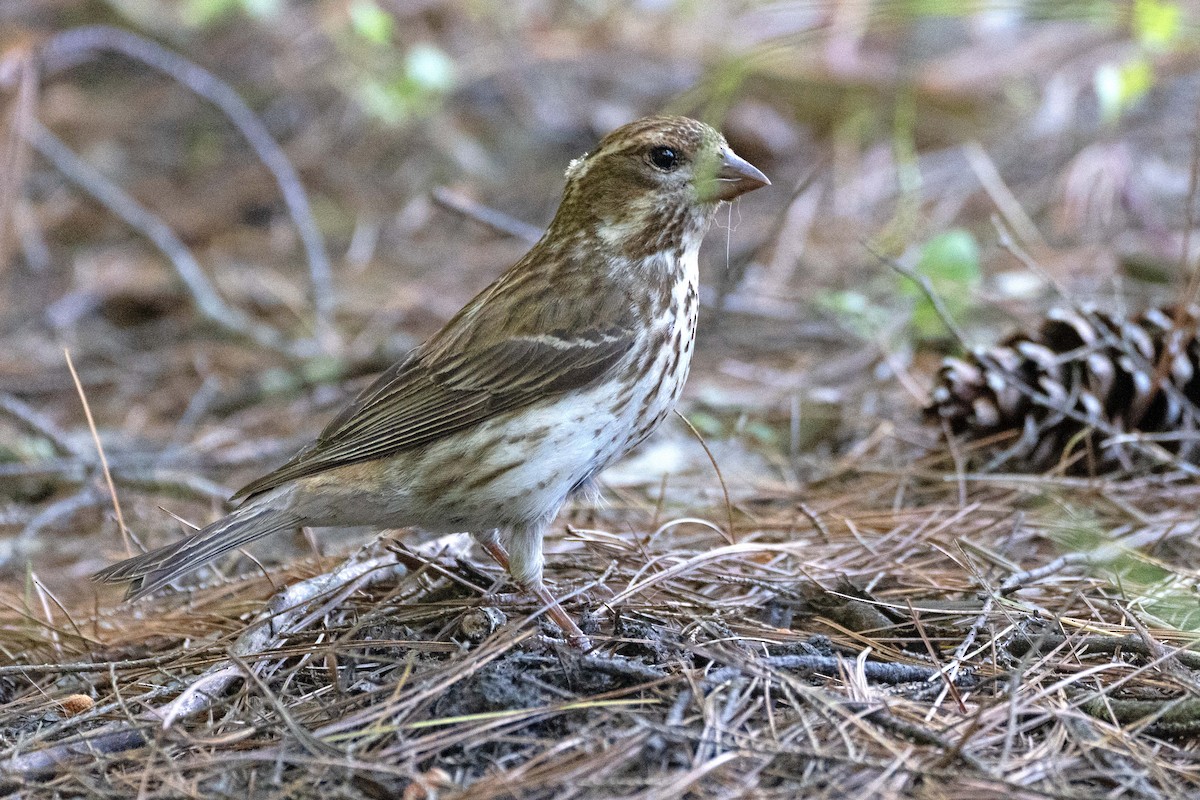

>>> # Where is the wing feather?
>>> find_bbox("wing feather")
[233,304,635,501]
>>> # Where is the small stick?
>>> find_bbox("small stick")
[0,37,37,273]
[0,391,78,456]
[41,25,337,342]
[703,654,955,687]
[0,651,215,677]
[431,186,543,244]
[961,141,1042,247]
[27,121,309,358]
[1177,100,1200,304]
[999,552,1093,595]
[13,486,103,557]
[866,242,968,347]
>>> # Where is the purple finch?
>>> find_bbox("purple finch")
[95,115,770,645]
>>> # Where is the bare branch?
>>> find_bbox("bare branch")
[40,25,337,342]
[26,120,314,358]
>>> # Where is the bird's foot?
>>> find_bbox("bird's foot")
[478,537,590,649]
[534,587,590,650]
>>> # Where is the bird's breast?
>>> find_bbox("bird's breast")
[604,248,701,456]
[391,248,701,531]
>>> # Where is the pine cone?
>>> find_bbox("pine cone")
[926,306,1200,472]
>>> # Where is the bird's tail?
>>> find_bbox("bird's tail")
[93,501,300,601]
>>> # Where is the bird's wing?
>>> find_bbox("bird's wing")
[233,272,637,501]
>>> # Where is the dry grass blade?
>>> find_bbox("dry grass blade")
[0,34,37,276]
[62,348,129,554]
[2,464,1200,797]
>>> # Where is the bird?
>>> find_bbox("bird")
[94,115,770,645]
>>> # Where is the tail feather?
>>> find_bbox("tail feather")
[93,504,300,600]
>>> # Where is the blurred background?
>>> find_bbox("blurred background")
[2,0,1200,601]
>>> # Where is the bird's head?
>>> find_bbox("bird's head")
[553,115,770,257]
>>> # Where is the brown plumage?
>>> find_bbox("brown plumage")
[94,115,769,645]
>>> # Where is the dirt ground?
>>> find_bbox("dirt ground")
[3,2,1200,798]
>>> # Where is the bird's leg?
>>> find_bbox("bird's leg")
[475,530,511,572]
[475,528,589,648]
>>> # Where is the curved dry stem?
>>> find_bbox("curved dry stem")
[40,25,336,343]
[26,121,313,358]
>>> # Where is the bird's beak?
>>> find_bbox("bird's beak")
[707,147,770,201]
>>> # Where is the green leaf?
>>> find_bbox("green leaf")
[902,229,980,339]
[1133,0,1182,49]
[915,229,980,290]
[357,78,412,126]
[685,411,723,438]
[1095,58,1154,122]
[183,0,240,27]
[349,0,394,45]
[815,289,887,338]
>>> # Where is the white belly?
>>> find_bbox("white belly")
[413,253,699,529]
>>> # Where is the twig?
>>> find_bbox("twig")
[866,243,968,346]
[0,391,78,456]
[1079,693,1200,737]
[961,141,1042,247]
[1009,633,1200,671]
[0,36,37,274]
[11,485,103,555]
[40,25,337,342]
[431,186,543,244]
[0,651,214,677]
[1178,97,1200,305]
[27,121,309,358]
[704,654,955,687]
[110,471,229,502]
[15,199,49,273]
[0,457,231,503]
[0,547,409,780]
[998,552,1094,595]
[576,653,668,682]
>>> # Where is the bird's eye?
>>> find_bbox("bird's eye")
[647,146,680,171]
